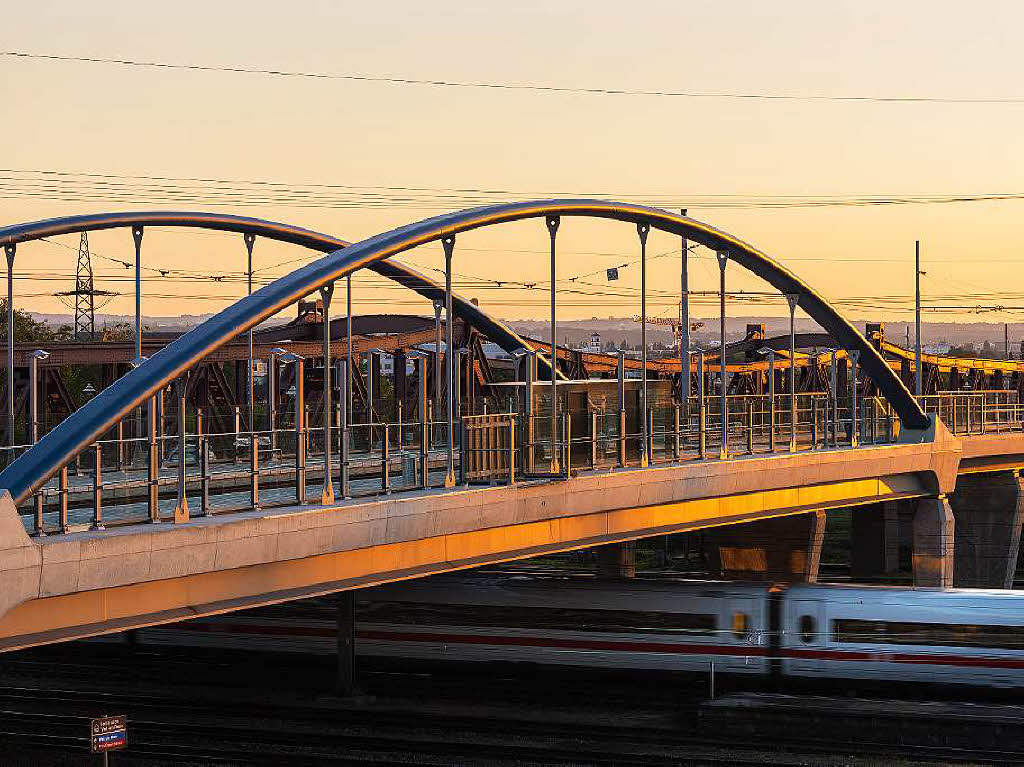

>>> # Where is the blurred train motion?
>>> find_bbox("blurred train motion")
[107,575,1024,688]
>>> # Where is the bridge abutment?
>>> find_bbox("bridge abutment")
[949,471,1024,589]
[912,496,955,588]
[702,511,826,583]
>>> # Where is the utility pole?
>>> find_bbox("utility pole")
[914,241,922,398]
[1006,323,1010,361]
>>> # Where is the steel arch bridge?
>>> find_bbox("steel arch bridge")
[0,200,930,507]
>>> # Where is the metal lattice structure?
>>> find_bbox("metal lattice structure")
[73,232,94,340]
[53,232,115,340]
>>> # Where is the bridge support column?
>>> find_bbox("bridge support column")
[950,472,1024,588]
[595,541,636,579]
[703,511,826,582]
[336,590,356,697]
[912,495,955,588]
[850,501,899,581]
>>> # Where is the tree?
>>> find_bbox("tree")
[0,299,66,343]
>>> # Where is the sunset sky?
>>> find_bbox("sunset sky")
[3,0,1024,326]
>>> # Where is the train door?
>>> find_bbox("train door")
[720,593,767,675]
[782,596,827,678]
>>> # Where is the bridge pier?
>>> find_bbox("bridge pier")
[850,501,900,581]
[912,496,955,588]
[702,511,826,582]
[594,541,636,579]
[949,472,1024,589]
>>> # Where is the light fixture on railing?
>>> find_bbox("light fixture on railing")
[82,382,97,398]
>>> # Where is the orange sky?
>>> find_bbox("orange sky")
[3,0,1024,327]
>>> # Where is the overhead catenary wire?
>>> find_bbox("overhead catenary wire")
[5,50,1024,105]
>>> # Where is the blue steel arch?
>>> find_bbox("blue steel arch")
[0,201,930,505]
[0,211,545,371]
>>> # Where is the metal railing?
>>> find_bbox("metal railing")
[19,385,1019,538]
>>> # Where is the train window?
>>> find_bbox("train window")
[833,619,1024,649]
[799,615,816,644]
[359,601,718,635]
[732,612,750,640]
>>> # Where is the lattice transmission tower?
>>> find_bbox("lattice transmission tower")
[73,232,95,340]
[55,233,115,340]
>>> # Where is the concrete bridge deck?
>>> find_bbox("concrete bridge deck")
[0,429,959,652]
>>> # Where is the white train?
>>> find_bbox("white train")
[122,575,1024,689]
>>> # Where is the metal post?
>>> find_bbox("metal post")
[320,283,335,504]
[381,422,390,493]
[746,399,754,454]
[91,443,103,530]
[116,419,124,472]
[346,274,353,422]
[417,355,428,488]
[281,353,305,504]
[433,301,443,423]
[197,409,209,516]
[507,415,517,486]
[147,394,159,522]
[849,350,860,447]
[29,350,48,535]
[268,349,279,451]
[696,348,706,459]
[638,221,650,467]
[339,359,350,498]
[673,403,681,460]
[132,226,144,360]
[785,294,800,452]
[562,412,571,479]
[546,215,561,473]
[915,240,922,397]
[680,208,690,402]
[57,465,68,534]
[590,409,598,469]
[244,233,256,439]
[829,350,839,448]
[811,397,819,448]
[442,235,456,487]
[616,349,626,467]
[716,251,729,459]
[4,243,15,446]
[522,349,536,474]
[768,351,775,452]
[174,376,189,521]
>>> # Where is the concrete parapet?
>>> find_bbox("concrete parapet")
[912,496,955,588]
[950,471,1024,588]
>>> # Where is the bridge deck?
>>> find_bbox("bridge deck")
[0,429,959,652]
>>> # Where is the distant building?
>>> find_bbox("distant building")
[587,332,601,353]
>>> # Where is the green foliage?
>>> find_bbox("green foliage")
[0,299,70,343]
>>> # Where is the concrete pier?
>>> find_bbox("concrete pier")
[950,471,1024,588]
[912,496,955,588]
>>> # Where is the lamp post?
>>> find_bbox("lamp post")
[785,293,800,451]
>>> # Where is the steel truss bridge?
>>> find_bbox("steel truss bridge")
[0,201,1020,652]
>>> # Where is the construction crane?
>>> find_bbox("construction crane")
[631,315,704,341]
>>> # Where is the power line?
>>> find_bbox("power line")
[5,50,1024,105]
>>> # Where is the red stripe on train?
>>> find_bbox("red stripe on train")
[156,621,1024,669]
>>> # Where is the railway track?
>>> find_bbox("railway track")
[0,681,1018,766]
